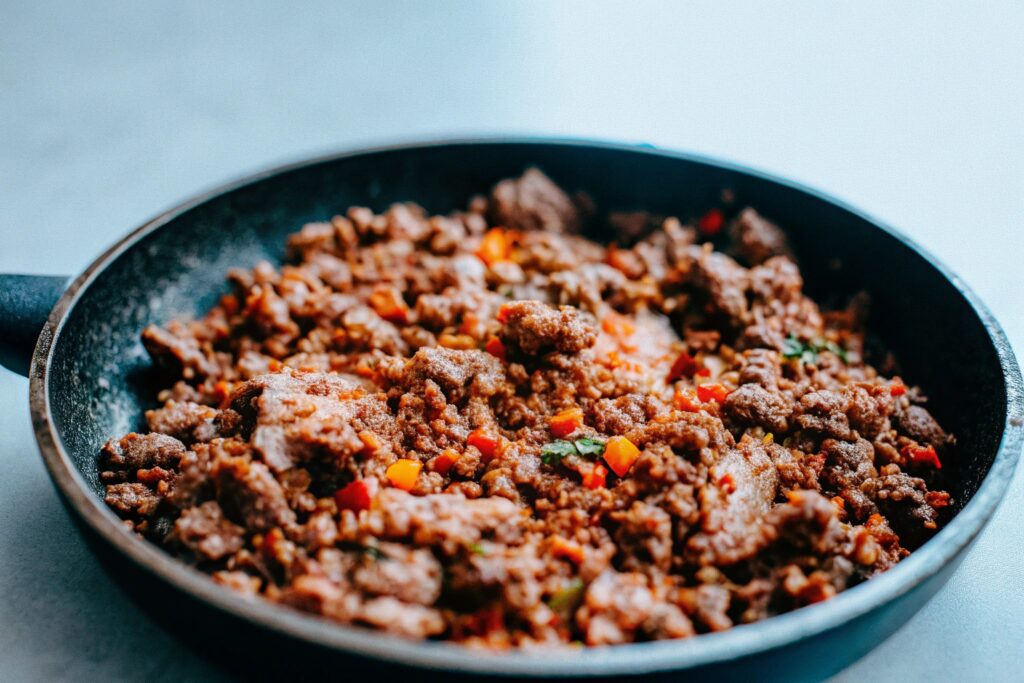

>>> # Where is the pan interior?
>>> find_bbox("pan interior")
[47,142,1005,518]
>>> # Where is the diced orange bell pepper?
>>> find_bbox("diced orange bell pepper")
[549,535,585,565]
[485,337,507,362]
[368,287,409,325]
[582,463,608,489]
[212,380,234,408]
[476,228,509,266]
[673,390,701,412]
[335,478,378,511]
[385,459,422,491]
[438,333,477,350]
[431,448,461,476]
[697,383,731,403]
[467,429,502,461]
[550,407,584,438]
[603,436,641,477]
[601,312,636,339]
[605,244,633,275]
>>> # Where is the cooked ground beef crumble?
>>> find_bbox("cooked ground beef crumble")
[101,168,954,647]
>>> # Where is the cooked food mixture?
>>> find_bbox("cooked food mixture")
[100,169,954,647]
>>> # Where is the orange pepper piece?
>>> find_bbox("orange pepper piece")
[385,459,422,491]
[601,311,636,339]
[673,390,701,413]
[476,228,509,266]
[549,535,585,565]
[368,287,409,325]
[550,407,584,438]
[603,436,641,477]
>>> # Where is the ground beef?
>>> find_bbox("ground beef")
[101,168,954,648]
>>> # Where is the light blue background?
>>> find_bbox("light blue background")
[2,2,1022,680]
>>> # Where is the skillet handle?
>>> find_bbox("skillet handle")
[0,274,69,377]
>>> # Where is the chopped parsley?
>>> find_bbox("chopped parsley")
[468,542,487,556]
[781,335,848,365]
[540,437,606,465]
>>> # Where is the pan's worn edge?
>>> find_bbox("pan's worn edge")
[26,137,1024,677]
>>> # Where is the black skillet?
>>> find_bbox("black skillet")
[0,139,1021,681]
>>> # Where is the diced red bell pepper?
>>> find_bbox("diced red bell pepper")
[582,463,608,489]
[697,383,731,403]
[485,337,506,362]
[698,209,725,236]
[901,444,942,469]
[468,429,502,461]
[667,351,700,381]
[335,478,378,512]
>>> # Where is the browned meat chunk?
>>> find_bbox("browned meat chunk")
[142,324,215,381]
[489,168,580,234]
[172,500,245,560]
[723,383,793,433]
[498,300,597,355]
[687,443,779,565]
[146,400,218,444]
[729,208,794,266]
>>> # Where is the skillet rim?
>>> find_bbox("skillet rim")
[27,137,1024,677]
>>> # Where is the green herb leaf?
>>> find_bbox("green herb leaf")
[782,335,818,363]
[781,335,848,365]
[574,438,606,457]
[541,440,577,465]
[468,542,487,556]
[781,335,808,360]
[361,545,387,560]
[547,577,585,614]
[823,340,849,363]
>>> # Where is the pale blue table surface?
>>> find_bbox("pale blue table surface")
[2,2,1022,680]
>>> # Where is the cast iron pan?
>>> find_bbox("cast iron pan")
[0,139,1021,681]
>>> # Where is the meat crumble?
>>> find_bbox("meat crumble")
[100,169,954,647]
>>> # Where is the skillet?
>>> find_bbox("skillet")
[0,139,1020,681]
